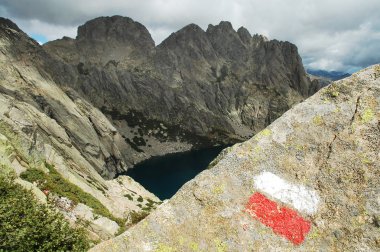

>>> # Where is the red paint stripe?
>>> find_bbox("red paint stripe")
[245,192,311,245]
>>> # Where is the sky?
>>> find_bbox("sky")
[1,0,379,73]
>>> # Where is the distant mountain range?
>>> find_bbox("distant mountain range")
[307,69,351,81]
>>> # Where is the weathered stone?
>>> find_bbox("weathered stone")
[71,203,119,239]
[92,65,380,251]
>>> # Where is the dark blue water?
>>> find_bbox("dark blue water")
[125,146,225,200]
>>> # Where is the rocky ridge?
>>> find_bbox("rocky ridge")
[44,15,320,168]
[0,18,160,241]
[92,65,380,251]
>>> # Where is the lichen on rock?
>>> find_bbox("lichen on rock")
[92,65,380,251]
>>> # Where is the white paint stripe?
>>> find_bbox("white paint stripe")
[254,171,319,215]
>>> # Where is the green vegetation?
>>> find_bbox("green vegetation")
[141,206,153,211]
[361,108,374,123]
[0,173,89,251]
[137,195,144,202]
[0,121,40,168]
[130,210,150,224]
[124,193,134,200]
[20,162,124,226]
[142,198,159,211]
[312,115,324,125]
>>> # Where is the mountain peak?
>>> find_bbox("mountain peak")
[44,15,155,64]
[0,17,21,32]
[178,23,205,34]
[217,21,234,30]
[76,15,154,47]
[237,26,251,44]
[158,23,207,49]
[206,21,235,34]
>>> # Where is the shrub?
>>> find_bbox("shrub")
[130,210,149,224]
[124,193,133,201]
[20,162,124,226]
[0,174,89,251]
[137,195,144,202]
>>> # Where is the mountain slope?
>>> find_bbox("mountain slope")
[44,16,320,166]
[92,65,380,251]
[0,17,159,241]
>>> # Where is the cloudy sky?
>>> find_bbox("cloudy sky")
[1,0,379,73]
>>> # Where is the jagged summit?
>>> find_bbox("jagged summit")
[0,14,319,179]
[207,20,235,32]
[41,15,319,168]
[158,23,207,48]
[206,21,248,61]
[44,16,155,65]
[180,23,204,32]
[237,26,252,44]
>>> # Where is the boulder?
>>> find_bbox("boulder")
[92,65,380,251]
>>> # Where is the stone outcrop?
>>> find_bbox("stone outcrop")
[0,17,159,241]
[92,65,380,251]
[44,16,320,167]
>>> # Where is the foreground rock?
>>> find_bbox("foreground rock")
[44,16,319,166]
[92,65,380,251]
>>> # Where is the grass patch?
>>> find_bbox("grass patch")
[141,206,152,211]
[124,193,133,201]
[137,195,144,202]
[0,173,89,251]
[20,162,124,226]
[142,200,156,211]
[146,198,160,204]
[130,210,149,224]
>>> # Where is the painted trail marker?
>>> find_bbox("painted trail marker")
[253,171,319,215]
[246,192,311,245]
[245,171,320,245]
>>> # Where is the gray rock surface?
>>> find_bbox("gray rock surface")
[92,65,380,251]
[44,16,320,168]
[0,17,159,240]
[0,17,136,178]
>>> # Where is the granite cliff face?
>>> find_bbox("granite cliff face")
[0,18,159,241]
[92,65,380,251]
[44,16,319,167]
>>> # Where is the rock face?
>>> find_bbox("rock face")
[44,15,319,167]
[92,65,380,251]
[0,17,138,178]
[0,15,320,246]
[0,18,159,241]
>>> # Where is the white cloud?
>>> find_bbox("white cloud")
[1,0,379,72]
[14,19,77,41]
